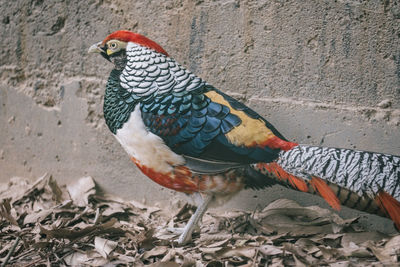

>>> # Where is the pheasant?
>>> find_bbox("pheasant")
[89,30,400,244]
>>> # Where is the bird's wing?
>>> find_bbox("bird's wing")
[120,43,296,173]
[140,85,296,172]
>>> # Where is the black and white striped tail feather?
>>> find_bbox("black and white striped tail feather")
[277,145,400,202]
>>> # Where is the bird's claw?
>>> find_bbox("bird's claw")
[167,226,198,245]
[176,232,191,245]
[166,227,185,235]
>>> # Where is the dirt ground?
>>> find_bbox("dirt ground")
[0,174,399,266]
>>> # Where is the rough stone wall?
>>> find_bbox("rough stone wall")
[1,0,399,230]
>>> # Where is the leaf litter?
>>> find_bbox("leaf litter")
[0,175,399,266]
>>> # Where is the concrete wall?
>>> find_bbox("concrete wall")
[1,0,399,231]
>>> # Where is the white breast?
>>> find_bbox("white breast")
[115,105,185,173]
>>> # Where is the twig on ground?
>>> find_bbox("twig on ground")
[1,236,20,267]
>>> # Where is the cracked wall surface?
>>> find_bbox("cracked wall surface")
[1,0,399,232]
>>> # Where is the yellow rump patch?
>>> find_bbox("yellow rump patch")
[205,91,276,147]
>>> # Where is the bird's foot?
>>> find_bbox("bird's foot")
[166,227,185,235]
[167,226,200,245]
[177,230,191,245]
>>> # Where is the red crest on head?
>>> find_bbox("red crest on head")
[102,30,169,56]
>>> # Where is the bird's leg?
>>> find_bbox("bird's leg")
[177,194,213,245]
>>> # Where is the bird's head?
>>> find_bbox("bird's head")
[88,30,169,69]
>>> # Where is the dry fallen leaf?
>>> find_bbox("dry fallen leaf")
[367,235,400,264]
[339,241,372,258]
[204,238,230,248]
[148,262,180,267]
[101,202,127,217]
[217,246,257,259]
[39,217,119,239]
[0,177,30,203]
[23,208,53,225]
[283,242,318,265]
[384,235,400,256]
[142,246,169,260]
[0,174,399,267]
[67,176,96,207]
[341,231,388,248]
[0,199,19,227]
[64,251,108,266]
[94,236,118,258]
[48,175,68,203]
[259,245,283,256]
[255,199,357,236]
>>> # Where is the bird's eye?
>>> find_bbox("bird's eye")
[109,42,117,49]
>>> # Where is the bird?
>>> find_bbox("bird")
[89,30,400,244]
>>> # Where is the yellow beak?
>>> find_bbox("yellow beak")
[106,49,113,56]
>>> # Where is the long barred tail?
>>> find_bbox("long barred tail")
[278,145,400,200]
[253,145,400,229]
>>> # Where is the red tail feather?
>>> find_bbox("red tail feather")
[257,163,341,211]
[310,177,341,211]
[258,162,308,192]
[375,191,400,230]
